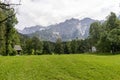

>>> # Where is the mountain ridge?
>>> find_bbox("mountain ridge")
[18,17,97,42]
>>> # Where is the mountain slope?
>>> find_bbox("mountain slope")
[18,25,46,34]
[18,18,96,41]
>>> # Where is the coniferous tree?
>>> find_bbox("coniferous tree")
[42,41,51,54]
[64,42,71,54]
[54,38,63,54]
[70,40,78,53]
[0,1,19,55]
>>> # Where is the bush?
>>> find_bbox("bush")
[9,50,17,56]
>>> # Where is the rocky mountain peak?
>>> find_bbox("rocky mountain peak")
[18,17,96,41]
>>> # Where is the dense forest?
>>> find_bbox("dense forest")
[0,1,120,56]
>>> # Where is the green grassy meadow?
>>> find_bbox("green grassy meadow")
[0,54,120,80]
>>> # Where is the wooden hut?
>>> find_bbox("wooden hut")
[14,45,22,55]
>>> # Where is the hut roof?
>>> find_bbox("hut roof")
[14,45,22,51]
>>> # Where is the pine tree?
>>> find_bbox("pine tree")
[54,38,63,54]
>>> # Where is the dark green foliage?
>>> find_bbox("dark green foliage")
[54,38,63,54]
[89,22,102,46]
[106,12,118,30]
[19,33,29,54]
[20,34,93,54]
[97,32,111,52]
[24,39,33,54]
[107,29,120,43]
[0,2,20,56]
[70,40,78,53]
[42,41,52,54]
[31,37,43,55]
[107,29,120,53]
[23,37,43,55]
[77,40,88,53]
[89,12,120,54]
[63,41,71,54]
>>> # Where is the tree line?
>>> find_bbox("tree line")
[19,35,90,55]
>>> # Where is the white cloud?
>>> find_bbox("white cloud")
[14,0,120,30]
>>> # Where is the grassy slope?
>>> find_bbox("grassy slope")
[0,54,120,80]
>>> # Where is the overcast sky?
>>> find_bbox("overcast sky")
[10,0,120,30]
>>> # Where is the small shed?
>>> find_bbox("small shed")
[14,45,22,54]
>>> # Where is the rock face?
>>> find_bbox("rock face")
[18,25,46,34]
[18,17,96,42]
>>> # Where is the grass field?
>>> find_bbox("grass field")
[0,54,120,80]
